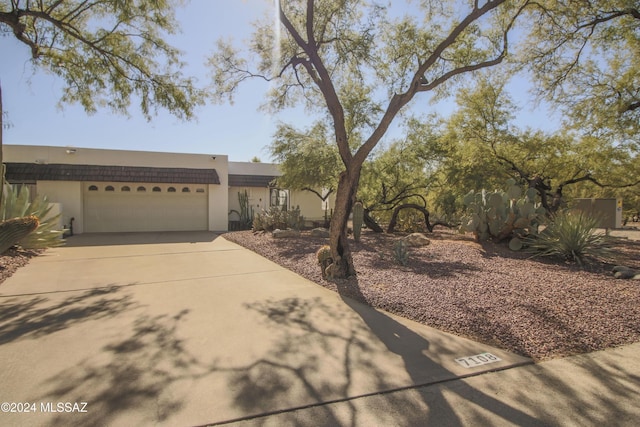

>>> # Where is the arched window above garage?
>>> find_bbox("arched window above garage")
[152,186,161,192]
[196,188,205,193]
[105,185,115,191]
[167,187,176,192]
[121,186,130,192]
[137,186,146,192]
[182,187,190,193]
[88,185,98,191]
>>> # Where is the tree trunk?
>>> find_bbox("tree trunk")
[387,203,433,233]
[327,170,360,279]
[363,209,384,233]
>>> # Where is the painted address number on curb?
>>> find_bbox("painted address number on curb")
[455,352,502,368]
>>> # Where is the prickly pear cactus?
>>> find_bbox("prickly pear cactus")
[352,202,364,242]
[459,179,546,248]
[0,215,40,254]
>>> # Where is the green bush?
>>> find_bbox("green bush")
[1,184,66,250]
[524,210,613,266]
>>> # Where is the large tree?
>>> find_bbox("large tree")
[211,0,530,278]
[523,0,640,147]
[434,74,640,212]
[0,0,202,120]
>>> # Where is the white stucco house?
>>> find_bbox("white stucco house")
[4,145,333,234]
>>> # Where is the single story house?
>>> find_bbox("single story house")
[4,145,333,234]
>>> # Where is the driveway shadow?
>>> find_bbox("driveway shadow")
[0,286,135,346]
[64,231,220,247]
[209,293,540,426]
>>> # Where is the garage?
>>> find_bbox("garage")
[83,182,209,232]
[4,158,223,233]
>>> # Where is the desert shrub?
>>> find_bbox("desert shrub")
[252,206,303,232]
[524,210,613,266]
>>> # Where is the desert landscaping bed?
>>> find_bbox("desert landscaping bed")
[0,249,41,285]
[224,229,640,361]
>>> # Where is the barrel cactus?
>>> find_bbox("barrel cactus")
[0,215,40,254]
[352,201,364,242]
[316,245,333,279]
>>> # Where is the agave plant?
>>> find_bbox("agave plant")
[1,184,66,250]
[524,210,613,267]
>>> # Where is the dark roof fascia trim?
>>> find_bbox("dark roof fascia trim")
[4,163,220,185]
[228,174,278,187]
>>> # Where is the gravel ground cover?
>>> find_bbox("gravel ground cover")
[224,229,640,361]
[0,248,41,285]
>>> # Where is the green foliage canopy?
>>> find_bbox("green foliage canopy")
[0,0,203,120]
[270,121,342,201]
[522,0,640,147]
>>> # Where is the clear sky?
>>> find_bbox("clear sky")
[1,1,559,162]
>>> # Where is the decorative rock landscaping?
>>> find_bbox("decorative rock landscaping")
[272,228,301,238]
[612,265,640,279]
[310,227,330,238]
[403,232,431,247]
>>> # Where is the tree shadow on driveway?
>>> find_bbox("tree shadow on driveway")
[0,285,135,346]
[210,293,540,427]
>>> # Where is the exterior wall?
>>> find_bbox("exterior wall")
[228,161,280,176]
[209,182,229,231]
[228,187,270,219]
[573,198,623,229]
[44,203,64,235]
[290,190,333,221]
[36,181,83,233]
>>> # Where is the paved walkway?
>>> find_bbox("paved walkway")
[0,232,637,426]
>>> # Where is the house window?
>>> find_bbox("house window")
[195,188,205,193]
[168,187,176,192]
[182,187,190,193]
[121,186,131,192]
[270,188,289,210]
[152,186,162,192]
[88,185,98,191]
[137,186,146,192]
[105,185,115,191]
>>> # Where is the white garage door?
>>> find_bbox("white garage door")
[84,182,208,232]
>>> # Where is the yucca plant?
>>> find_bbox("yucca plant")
[524,210,613,267]
[1,184,66,250]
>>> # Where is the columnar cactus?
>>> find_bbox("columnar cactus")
[459,179,546,249]
[352,201,364,242]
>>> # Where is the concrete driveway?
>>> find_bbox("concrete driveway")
[0,232,533,426]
